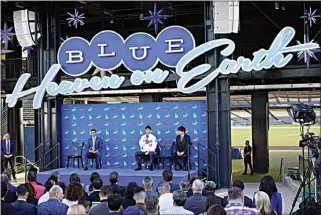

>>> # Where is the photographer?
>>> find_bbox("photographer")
[312,142,321,198]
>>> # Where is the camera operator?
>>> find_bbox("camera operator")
[312,142,321,198]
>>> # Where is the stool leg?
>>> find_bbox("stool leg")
[67,157,69,168]
[72,158,75,168]
[77,158,80,169]
[81,157,83,168]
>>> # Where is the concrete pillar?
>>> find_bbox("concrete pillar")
[251,91,269,173]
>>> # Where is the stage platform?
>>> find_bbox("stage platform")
[37,168,196,191]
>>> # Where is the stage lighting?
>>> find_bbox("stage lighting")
[275,2,279,10]
[13,9,41,47]
[292,103,316,124]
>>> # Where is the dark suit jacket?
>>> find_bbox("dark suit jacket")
[1,200,16,215]
[88,199,108,215]
[11,200,37,215]
[4,183,18,203]
[122,196,136,209]
[110,183,126,197]
[205,192,224,207]
[184,193,207,215]
[86,136,103,152]
[1,139,15,160]
[175,134,191,154]
[88,191,101,202]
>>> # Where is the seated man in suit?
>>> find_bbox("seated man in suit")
[134,125,157,171]
[83,129,103,170]
[172,126,191,170]
[88,178,103,202]
[12,184,37,215]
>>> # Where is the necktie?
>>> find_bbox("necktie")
[6,140,10,154]
[92,137,95,150]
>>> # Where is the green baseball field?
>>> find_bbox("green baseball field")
[231,124,321,182]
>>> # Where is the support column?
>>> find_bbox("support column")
[251,91,269,173]
[205,2,231,188]
[139,94,163,102]
[8,101,22,156]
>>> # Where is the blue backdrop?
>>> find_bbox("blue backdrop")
[61,101,208,170]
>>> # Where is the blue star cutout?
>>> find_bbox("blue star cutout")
[300,7,320,27]
[23,46,34,56]
[143,2,172,34]
[66,9,85,29]
[296,34,320,69]
[1,22,15,50]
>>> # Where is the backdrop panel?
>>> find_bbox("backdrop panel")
[61,101,208,170]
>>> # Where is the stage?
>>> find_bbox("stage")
[37,168,196,191]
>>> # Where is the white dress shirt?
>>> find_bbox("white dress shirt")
[38,191,50,204]
[62,198,78,207]
[159,193,174,213]
[139,134,157,152]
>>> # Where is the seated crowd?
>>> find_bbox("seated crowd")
[1,168,282,215]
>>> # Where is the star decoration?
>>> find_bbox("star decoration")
[296,34,320,69]
[300,7,320,27]
[60,35,69,44]
[23,46,34,57]
[66,9,85,29]
[143,2,172,34]
[1,22,15,49]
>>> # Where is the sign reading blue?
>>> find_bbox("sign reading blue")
[6,26,320,109]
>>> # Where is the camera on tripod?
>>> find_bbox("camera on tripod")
[299,133,321,158]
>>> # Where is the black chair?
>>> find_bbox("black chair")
[141,145,161,169]
[157,143,174,170]
[67,142,84,168]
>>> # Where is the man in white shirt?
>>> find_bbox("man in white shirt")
[158,182,173,214]
[134,125,157,171]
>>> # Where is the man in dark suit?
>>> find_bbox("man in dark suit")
[11,184,37,215]
[204,181,224,210]
[1,174,17,203]
[109,171,125,197]
[157,170,180,194]
[83,129,103,170]
[1,181,16,215]
[1,133,17,181]
[184,179,206,215]
[88,185,113,215]
[88,178,103,202]
[223,180,253,208]
[172,126,191,171]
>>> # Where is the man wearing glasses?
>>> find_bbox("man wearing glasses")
[83,129,103,170]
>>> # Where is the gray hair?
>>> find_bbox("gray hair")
[173,190,187,206]
[134,190,146,201]
[1,174,9,185]
[143,176,153,188]
[228,187,243,201]
[205,181,217,191]
[192,179,204,192]
[179,180,190,192]
[158,182,171,192]
[49,185,63,198]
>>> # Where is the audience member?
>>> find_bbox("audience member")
[110,171,126,197]
[158,182,173,213]
[145,194,159,215]
[143,176,158,197]
[78,199,92,214]
[123,187,146,215]
[122,182,138,209]
[70,173,81,183]
[88,178,103,202]
[225,187,260,215]
[51,171,66,192]
[258,176,282,215]
[88,172,100,194]
[2,169,17,198]
[24,182,38,205]
[11,184,37,215]
[88,185,113,215]
[162,190,193,215]
[67,204,86,215]
[37,185,68,215]
[207,205,227,215]
[63,182,84,207]
[179,180,190,196]
[1,181,16,215]
[204,181,224,209]
[38,177,57,204]
[27,170,45,199]
[186,175,206,197]
[184,179,206,215]
[1,173,17,203]
[223,180,253,208]
[108,194,123,215]
[254,191,276,215]
[158,170,180,193]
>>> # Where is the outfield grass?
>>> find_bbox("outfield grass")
[232,124,321,147]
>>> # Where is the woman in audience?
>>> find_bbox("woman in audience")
[258,176,282,215]
[87,172,100,194]
[254,191,276,215]
[63,182,85,207]
[67,204,87,215]
[24,182,38,205]
[207,204,227,215]
[122,182,138,209]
